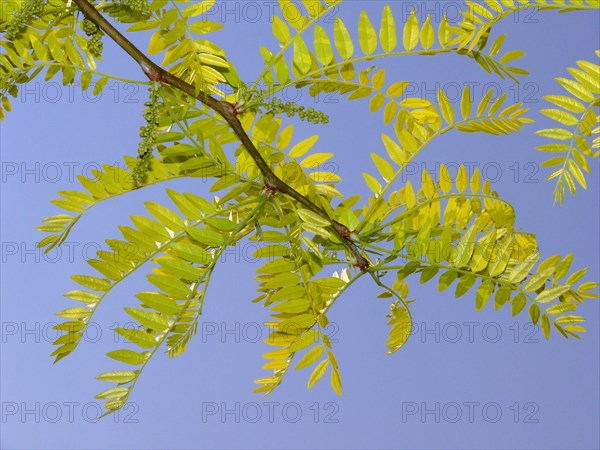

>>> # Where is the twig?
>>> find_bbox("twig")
[71,0,369,271]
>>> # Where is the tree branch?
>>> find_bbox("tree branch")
[71,0,369,271]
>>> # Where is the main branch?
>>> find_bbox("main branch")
[71,0,369,271]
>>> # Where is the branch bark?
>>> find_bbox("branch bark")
[71,0,369,271]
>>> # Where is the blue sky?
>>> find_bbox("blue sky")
[1,1,599,449]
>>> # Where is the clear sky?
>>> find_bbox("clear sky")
[1,1,599,449]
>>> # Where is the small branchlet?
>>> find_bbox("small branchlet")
[71,0,371,280]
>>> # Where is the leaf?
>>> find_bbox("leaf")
[386,302,412,354]
[170,242,212,265]
[183,0,216,17]
[137,292,180,315]
[271,298,311,314]
[358,11,377,56]
[556,77,594,102]
[114,328,158,349]
[289,329,319,352]
[56,308,91,319]
[289,136,319,158]
[371,153,395,181]
[524,268,554,292]
[403,10,419,51]
[420,16,435,50]
[508,254,540,283]
[544,95,585,113]
[71,275,111,292]
[512,293,527,317]
[540,314,551,340]
[95,387,130,400]
[461,86,472,119]
[456,275,476,298]
[190,20,224,34]
[536,128,572,140]
[107,349,149,366]
[475,280,494,311]
[330,367,342,396]
[334,18,354,60]
[145,202,184,232]
[124,308,169,331]
[307,359,330,389]
[541,109,579,126]
[314,25,334,66]
[297,209,331,227]
[455,223,477,267]
[488,236,514,277]
[529,303,541,325]
[568,160,587,189]
[438,270,458,292]
[380,5,397,53]
[456,165,468,193]
[437,89,454,124]
[439,164,452,193]
[64,290,100,304]
[96,371,137,384]
[272,16,292,44]
[364,173,382,195]
[295,346,324,370]
[187,227,224,247]
[536,285,571,304]
[292,35,312,75]
[382,134,405,165]
[404,181,416,208]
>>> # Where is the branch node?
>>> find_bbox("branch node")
[357,257,370,272]
[333,221,352,239]
[263,179,279,197]
[233,102,245,115]
[140,61,163,83]
[219,101,238,119]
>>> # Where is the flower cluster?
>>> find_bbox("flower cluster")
[236,86,330,124]
[82,19,103,58]
[133,83,163,185]
[265,98,330,124]
[4,0,44,41]
[121,0,151,15]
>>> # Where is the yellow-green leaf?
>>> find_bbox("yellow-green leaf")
[403,10,419,51]
[380,5,397,52]
[308,359,330,389]
[334,18,354,59]
[358,11,377,56]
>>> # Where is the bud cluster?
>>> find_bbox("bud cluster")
[265,98,330,125]
[122,0,151,15]
[236,87,330,125]
[82,19,103,58]
[4,0,44,41]
[133,83,163,185]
